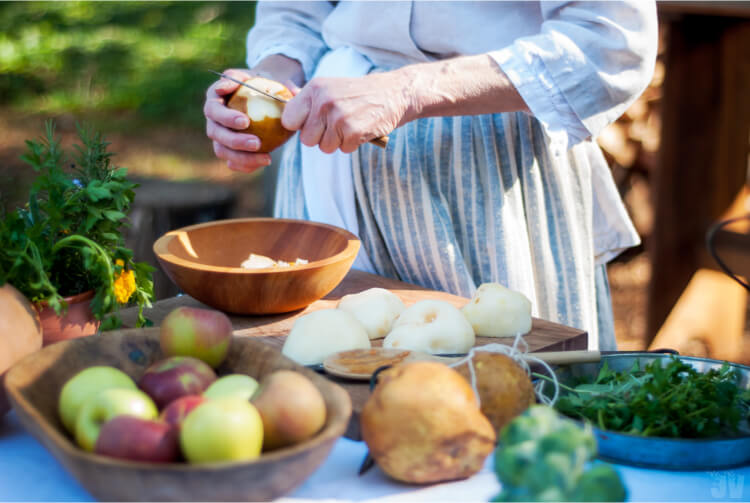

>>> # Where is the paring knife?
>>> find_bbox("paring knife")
[210,70,389,148]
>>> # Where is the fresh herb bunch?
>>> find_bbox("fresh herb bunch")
[544,357,750,438]
[493,405,626,502]
[0,120,154,329]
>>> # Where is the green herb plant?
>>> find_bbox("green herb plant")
[493,405,626,502]
[538,357,750,438]
[0,120,154,329]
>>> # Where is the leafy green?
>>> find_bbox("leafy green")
[538,357,750,438]
[492,405,626,502]
[0,120,154,328]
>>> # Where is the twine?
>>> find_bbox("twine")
[448,332,560,407]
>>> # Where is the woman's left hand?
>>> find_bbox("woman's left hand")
[281,72,412,154]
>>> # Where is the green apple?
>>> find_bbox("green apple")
[74,388,158,452]
[58,366,136,433]
[202,374,259,401]
[180,397,264,463]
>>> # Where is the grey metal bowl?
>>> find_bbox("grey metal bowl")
[546,353,750,470]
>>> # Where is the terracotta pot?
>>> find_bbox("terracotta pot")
[37,290,101,346]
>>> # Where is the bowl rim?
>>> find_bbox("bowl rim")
[153,217,361,274]
[5,329,353,473]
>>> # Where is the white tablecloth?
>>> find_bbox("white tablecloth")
[1,410,748,502]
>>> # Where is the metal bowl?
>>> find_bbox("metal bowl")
[545,353,750,470]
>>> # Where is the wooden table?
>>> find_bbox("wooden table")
[121,269,588,439]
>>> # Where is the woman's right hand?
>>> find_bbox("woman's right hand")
[204,68,272,173]
[204,56,305,173]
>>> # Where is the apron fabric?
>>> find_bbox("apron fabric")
[274,101,635,352]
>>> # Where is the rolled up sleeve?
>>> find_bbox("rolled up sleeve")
[246,1,333,82]
[489,1,658,148]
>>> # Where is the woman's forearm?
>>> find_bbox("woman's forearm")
[398,54,529,124]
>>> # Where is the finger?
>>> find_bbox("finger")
[340,124,365,154]
[206,119,260,152]
[214,68,253,96]
[283,79,301,96]
[213,142,272,171]
[281,91,311,132]
[319,123,343,154]
[204,96,250,130]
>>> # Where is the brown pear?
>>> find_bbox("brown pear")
[251,370,327,450]
[454,352,535,434]
[360,361,496,484]
[226,76,295,153]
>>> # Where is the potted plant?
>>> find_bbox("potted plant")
[0,120,154,342]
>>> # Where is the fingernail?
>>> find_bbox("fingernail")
[235,117,249,128]
[246,139,260,150]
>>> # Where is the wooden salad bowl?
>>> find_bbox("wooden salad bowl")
[4,328,352,502]
[153,218,360,314]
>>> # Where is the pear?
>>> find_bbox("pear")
[454,352,535,434]
[226,76,295,153]
[360,361,496,484]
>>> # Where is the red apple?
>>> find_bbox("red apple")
[95,416,179,463]
[160,394,206,430]
[160,307,233,368]
[138,356,216,409]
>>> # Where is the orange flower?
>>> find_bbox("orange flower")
[113,259,136,304]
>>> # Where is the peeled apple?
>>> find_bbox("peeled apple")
[336,288,405,340]
[282,309,371,365]
[0,283,43,417]
[383,299,475,354]
[226,76,295,153]
[361,361,496,484]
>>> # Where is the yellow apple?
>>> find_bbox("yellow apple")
[226,76,295,153]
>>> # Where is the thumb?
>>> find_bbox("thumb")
[281,91,310,132]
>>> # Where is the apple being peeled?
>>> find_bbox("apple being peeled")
[138,356,216,409]
[180,397,264,463]
[251,370,326,450]
[95,416,179,463]
[226,76,295,153]
[160,306,233,368]
[75,388,158,451]
[59,366,137,433]
[160,394,206,430]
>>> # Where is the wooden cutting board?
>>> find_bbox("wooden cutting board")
[120,269,587,439]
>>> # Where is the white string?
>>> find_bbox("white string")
[448,332,560,407]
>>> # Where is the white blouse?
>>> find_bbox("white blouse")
[246,1,658,148]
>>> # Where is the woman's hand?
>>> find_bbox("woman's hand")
[204,56,305,173]
[281,71,413,154]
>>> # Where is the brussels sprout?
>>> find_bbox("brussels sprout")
[570,464,627,502]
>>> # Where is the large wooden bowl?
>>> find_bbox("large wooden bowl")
[153,218,360,314]
[4,329,352,502]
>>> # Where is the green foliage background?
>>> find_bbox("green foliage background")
[0,1,255,129]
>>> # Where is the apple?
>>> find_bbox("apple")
[160,306,233,368]
[94,416,179,463]
[58,366,137,433]
[251,370,326,450]
[180,397,264,463]
[137,356,217,409]
[75,387,158,452]
[202,373,259,401]
[159,394,206,430]
[225,76,295,153]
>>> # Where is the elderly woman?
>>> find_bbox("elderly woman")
[203,1,658,350]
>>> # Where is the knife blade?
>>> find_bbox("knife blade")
[210,70,389,148]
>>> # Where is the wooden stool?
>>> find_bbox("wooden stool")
[124,177,237,300]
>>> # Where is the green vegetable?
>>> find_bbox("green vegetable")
[0,121,154,328]
[492,405,626,502]
[539,357,750,438]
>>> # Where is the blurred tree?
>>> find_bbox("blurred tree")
[0,1,255,128]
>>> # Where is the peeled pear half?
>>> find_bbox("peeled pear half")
[226,76,295,153]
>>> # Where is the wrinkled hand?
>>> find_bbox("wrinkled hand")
[281,72,411,154]
[203,68,273,173]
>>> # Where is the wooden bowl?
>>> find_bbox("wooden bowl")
[153,218,360,314]
[4,328,352,502]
